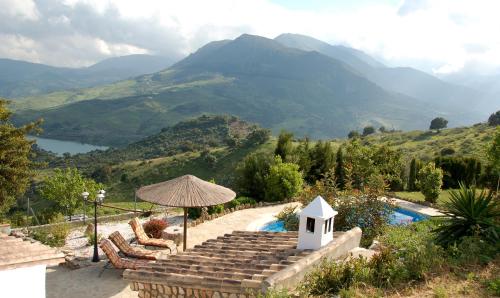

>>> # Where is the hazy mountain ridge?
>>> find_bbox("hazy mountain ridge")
[12,33,492,147]
[275,33,488,121]
[0,54,178,98]
[14,34,437,146]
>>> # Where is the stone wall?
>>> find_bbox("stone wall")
[262,227,362,292]
[129,281,256,298]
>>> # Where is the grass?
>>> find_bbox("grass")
[361,124,495,163]
[394,189,488,206]
[394,190,455,205]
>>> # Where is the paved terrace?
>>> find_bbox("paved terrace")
[47,203,297,298]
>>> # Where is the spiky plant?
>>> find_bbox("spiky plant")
[434,183,500,246]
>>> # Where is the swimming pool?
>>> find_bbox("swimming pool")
[260,208,427,232]
[389,208,427,225]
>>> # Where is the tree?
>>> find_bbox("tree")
[335,146,346,189]
[488,127,500,191]
[362,126,376,136]
[429,117,448,131]
[39,168,103,220]
[379,126,387,133]
[295,137,312,175]
[265,156,303,202]
[245,128,271,145]
[0,99,41,217]
[235,152,274,201]
[417,162,443,203]
[487,110,500,126]
[306,141,336,183]
[274,131,294,162]
[371,145,405,190]
[408,158,421,191]
[348,130,360,139]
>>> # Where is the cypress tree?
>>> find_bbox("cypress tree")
[408,158,418,191]
[335,146,346,189]
[274,131,294,162]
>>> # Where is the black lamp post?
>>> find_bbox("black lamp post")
[82,189,106,262]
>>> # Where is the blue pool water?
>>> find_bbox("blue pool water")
[260,220,287,232]
[389,208,427,225]
[260,208,427,232]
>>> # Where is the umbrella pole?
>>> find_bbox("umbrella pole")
[183,207,187,251]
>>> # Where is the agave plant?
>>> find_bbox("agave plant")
[434,183,500,246]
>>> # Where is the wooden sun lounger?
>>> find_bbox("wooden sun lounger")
[99,239,152,270]
[129,217,176,251]
[108,231,165,260]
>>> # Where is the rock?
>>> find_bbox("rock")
[84,223,94,237]
[369,240,381,251]
[10,230,25,238]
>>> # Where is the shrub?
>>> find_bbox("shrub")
[188,208,201,219]
[226,197,257,209]
[447,236,499,266]
[235,152,274,201]
[332,194,395,247]
[417,162,443,203]
[275,206,299,231]
[299,257,370,296]
[30,223,70,247]
[264,156,303,202]
[433,184,500,247]
[143,219,168,239]
[208,204,224,215]
[86,232,103,246]
[377,220,445,285]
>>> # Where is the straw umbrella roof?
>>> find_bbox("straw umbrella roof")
[136,174,236,207]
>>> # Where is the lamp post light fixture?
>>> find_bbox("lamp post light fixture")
[81,191,89,224]
[81,189,106,262]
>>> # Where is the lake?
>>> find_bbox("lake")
[30,136,108,156]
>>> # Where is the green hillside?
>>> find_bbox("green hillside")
[14,34,436,146]
[358,123,495,162]
[35,115,271,204]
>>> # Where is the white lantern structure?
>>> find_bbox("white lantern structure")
[297,195,338,250]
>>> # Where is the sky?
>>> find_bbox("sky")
[1,0,499,75]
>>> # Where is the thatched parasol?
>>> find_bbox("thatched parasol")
[136,175,236,250]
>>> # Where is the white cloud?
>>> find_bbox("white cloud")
[0,0,499,74]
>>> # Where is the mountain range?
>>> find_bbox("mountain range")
[8,33,498,146]
[0,54,177,98]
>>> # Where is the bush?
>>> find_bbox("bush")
[447,236,499,266]
[299,257,371,296]
[86,232,103,246]
[433,184,500,247]
[30,223,70,247]
[275,206,299,231]
[143,219,168,239]
[377,220,445,285]
[235,152,274,201]
[208,204,224,215]
[264,156,303,202]
[417,162,443,203]
[332,194,395,247]
[226,197,256,209]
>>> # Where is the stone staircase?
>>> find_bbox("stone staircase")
[124,231,311,297]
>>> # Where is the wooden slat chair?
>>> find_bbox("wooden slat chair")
[108,231,163,260]
[99,239,152,270]
[129,217,175,252]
